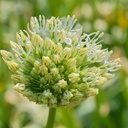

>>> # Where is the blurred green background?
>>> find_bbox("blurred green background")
[0,0,128,128]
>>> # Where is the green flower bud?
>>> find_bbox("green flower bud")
[0,50,13,61]
[68,73,80,83]
[13,83,25,92]
[57,79,67,88]
[87,88,99,97]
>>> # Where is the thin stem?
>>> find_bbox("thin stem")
[46,108,56,128]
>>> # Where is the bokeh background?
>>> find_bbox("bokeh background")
[0,0,128,128]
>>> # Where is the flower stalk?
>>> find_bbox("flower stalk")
[46,108,56,128]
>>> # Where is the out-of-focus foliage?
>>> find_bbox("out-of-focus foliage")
[0,0,127,128]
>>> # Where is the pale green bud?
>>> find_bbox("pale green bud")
[43,89,52,98]
[57,79,67,88]
[52,54,62,64]
[44,38,55,51]
[78,47,87,56]
[78,83,89,94]
[102,73,114,79]
[3,60,18,73]
[13,83,25,92]
[71,89,84,101]
[39,65,48,75]
[40,77,47,85]
[54,43,62,54]
[19,30,28,38]
[96,77,107,86]
[34,61,41,69]
[60,99,70,107]
[16,33,22,45]
[62,47,71,58]
[66,58,76,67]
[63,90,73,100]
[56,30,66,43]
[31,34,43,47]
[87,88,99,97]
[58,65,65,73]
[19,76,30,85]
[50,68,59,76]
[10,41,27,58]
[22,90,38,102]
[11,75,20,84]
[0,50,13,61]
[68,73,80,83]
[42,56,51,66]
[16,30,30,45]
[30,17,40,33]
[46,18,54,30]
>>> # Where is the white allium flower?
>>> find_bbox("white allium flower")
[1,15,121,108]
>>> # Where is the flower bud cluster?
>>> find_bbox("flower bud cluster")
[1,15,121,108]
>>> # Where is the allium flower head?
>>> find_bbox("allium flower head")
[1,15,121,108]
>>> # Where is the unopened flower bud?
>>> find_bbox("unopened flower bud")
[57,79,67,88]
[0,50,13,61]
[68,73,80,83]
[31,34,43,46]
[87,88,99,97]
[13,83,25,92]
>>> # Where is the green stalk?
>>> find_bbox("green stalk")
[46,108,56,128]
